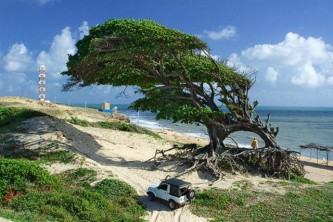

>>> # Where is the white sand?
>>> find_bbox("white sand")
[1,96,333,222]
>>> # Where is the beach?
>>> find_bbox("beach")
[1,96,333,222]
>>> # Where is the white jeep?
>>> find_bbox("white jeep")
[147,178,195,210]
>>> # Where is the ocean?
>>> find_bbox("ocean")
[82,104,333,161]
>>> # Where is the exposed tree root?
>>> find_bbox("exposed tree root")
[152,144,305,180]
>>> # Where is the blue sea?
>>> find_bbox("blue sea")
[79,104,333,160]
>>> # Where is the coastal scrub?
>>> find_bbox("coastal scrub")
[191,182,333,221]
[67,116,161,138]
[0,160,146,222]
[0,107,44,127]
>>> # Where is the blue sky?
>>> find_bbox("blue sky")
[1,0,333,106]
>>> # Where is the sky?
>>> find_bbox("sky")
[1,0,333,106]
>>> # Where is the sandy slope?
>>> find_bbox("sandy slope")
[1,96,333,222]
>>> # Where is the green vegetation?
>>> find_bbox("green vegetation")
[191,182,333,222]
[95,179,137,199]
[0,158,56,198]
[1,139,75,164]
[61,168,97,186]
[94,179,145,219]
[290,175,317,185]
[67,117,161,139]
[39,150,75,164]
[0,160,146,222]
[0,107,146,221]
[66,116,90,127]
[62,19,301,179]
[0,107,44,128]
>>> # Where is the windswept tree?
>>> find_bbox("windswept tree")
[63,19,303,178]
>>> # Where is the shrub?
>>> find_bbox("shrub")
[0,160,146,221]
[94,179,137,199]
[11,189,116,222]
[67,117,90,127]
[0,107,44,127]
[0,158,56,198]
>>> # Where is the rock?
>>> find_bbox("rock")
[111,113,130,122]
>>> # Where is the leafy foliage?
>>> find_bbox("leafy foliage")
[63,19,250,125]
[63,18,290,177]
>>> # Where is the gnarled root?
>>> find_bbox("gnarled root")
[152,144,304,180]
[239,148,305,178]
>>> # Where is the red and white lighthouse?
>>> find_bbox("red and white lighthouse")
[38,65,46,102]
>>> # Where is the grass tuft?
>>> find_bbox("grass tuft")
[61,168,97,186]
[39,150,75,164]
[0,107,44,127]
[66,117,90,127]
[290,175,317,184]
[67,117,161,139]
[191,182,333,222]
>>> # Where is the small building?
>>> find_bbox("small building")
[98,102,112,113]
[101,102,111,110]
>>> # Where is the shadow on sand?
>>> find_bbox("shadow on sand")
[0,115,202,213]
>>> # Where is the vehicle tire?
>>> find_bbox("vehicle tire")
[187,190,195,201]
[148,192,155,201]
[168,200,177,210]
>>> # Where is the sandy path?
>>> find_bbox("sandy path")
[2,97,332,222]
[53,119,333,221]
[54,120,207,222]
[301,156,333,183]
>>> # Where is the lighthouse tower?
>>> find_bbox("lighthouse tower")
[38,65,46,102]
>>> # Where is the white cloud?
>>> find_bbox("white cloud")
[265,67,279,82]
[204,26,237,40]
[230,32,333,87]
[37,27,76,78]
[79,21,89,39]
[290,62,326,87]
[3,43,33,72]
[0,22,85,98]
[227,53,255,74]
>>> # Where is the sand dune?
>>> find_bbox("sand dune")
[1,96,333,222]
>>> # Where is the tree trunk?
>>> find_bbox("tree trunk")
[206,121,279,154]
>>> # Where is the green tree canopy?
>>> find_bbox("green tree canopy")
[67,22,283,156]
[62,19,304,179]
[63,19,252,126]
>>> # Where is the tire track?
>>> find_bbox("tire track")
[59,123,206,222]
